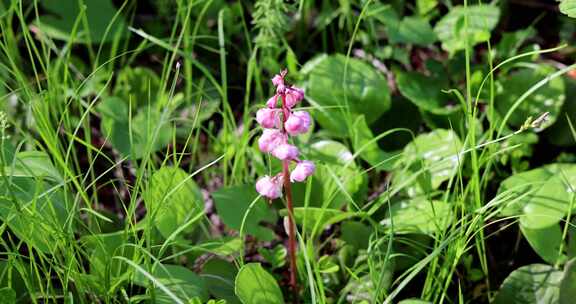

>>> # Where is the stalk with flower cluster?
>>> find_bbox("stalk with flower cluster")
[255,70,314,294]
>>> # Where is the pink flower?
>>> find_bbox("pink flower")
[272,144,299,160]
[258,129,286,153]
[285,111,311,135]
[256,108,279,128]
[284,87,304,108]
[290,160,315,182]
[256,175,283,199]
[266,95,279,108]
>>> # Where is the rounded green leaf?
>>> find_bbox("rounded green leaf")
[434,5,499,54]
[304,54,391,134]
[521,224,566,265]
[310,140,367,208]
[496,65,565,130]
[493,264,562,304]
[382,199,451,235]
[498,164,576,229]
[350,115,401,171]
[560,258,576,304]
[212,184,277,241]
[396,71,458,115]
[544,77,576,147]
[235,263,284,304]
[0,287,15,304]
[434,5,500,54]
[145,167,204,239]
[560,0,576,18]
[35,0,128,43]
[393,129,463,196]
[133,264,209,303]
[201,258,240,304]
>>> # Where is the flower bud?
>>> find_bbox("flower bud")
[272,74,284,87]
[258,129,285,153]
[285,111,311,135]
[290,160,315,182]
[256,108,279,129]
[285,87,304,108]
[256,175,283,199]
[272,143,299,160]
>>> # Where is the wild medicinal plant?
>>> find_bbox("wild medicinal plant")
[255,70,314,296]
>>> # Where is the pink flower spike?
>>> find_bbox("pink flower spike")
[256,108,279,129]
[266,95,279,108]
[285,87,304,108]
[272,144,299,160]
[256,176,283,199]
[285,111,311,135]
[290,160,315,182]
[258,129,286,153]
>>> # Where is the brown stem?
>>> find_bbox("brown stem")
[280,94,298,302]
[283,159,298,299]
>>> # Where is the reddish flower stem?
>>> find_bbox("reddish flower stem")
[281,95,298,301]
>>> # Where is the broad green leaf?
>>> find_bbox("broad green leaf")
[493,264,562,304]
[235,263,284,304]
[386,16,437,45]
[382,199,451,235]
[98,98,173,159]
[0,287,15,304]
[393,129,462,196]
[6,151,62,182]
[395,71,459,115]
[496,65,565,130]
[561,258,576,303]
[114,67,161,106]
[341,221,371,250]
[560,0,576,18]
[544,77,576,146]
[310,140,367,208]
[133,264,208,303]
[521,224,566,265]
[0,152,73,252]
[499,164,576,229]
[350,115,400,171]
[145,167,203,239]
[434,5,500,54]
[212,184,277,241]
[35,0,127,43]
[0,261,30,298]
[417,0,437,15]
[201,258,240,304]
[304,54,391,134]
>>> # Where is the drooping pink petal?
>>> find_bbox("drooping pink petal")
[284,87,304,108]
[290,160,315,182]
[285,111,311,135]
[256,175,283,199]
[272,144,299,160]
[256,108,279,129]
[258,129,286,153]
[266,95,279,108]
